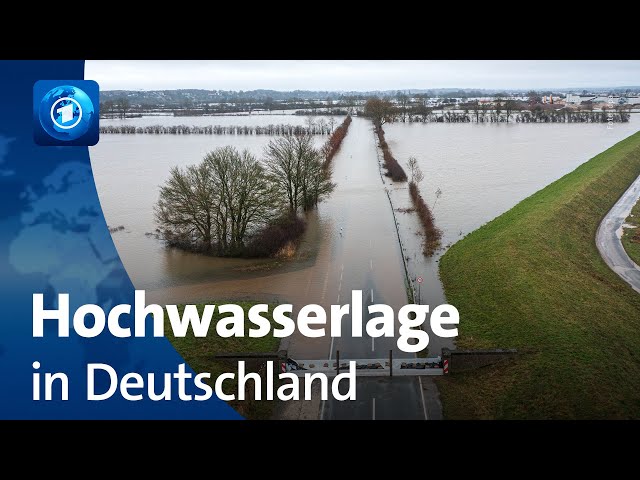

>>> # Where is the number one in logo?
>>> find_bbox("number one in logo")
[57,103,74,124]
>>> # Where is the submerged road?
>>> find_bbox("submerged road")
[287,117,428,420]
[596,173,640,294]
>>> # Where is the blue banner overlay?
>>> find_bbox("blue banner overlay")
[0,61,241,419]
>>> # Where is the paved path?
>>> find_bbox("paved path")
[596,174,640,294]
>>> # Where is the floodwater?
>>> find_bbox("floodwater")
[100,113,319,128]
[382,120,640,324]
[91,115,338,291]
[91,116,639,351]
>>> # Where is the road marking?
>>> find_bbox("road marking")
[371,288,374,302]
[370,259,373,270]
[321,269,329,300]
[304,270,313,297]
[337,293,340,304]
[418,376,429,421]
[372,398,376,420]
[369,239,372,248]
[371,336,374,352]
[340,271,343,282]
[341,263,344,271]
[329,335,335,361]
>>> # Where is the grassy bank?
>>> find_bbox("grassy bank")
[165,302,280,420]
[622,197,640,266]
[438,131,640,419]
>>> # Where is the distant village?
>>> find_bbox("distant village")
[99,89,640,119]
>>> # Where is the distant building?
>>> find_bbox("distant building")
[565,93,640,105]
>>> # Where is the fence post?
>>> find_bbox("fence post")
[389,349,393,378]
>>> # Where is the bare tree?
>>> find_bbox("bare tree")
[305,115,316,133]
[317,118,327,134]
[363,97,394,126]
[155,162,217,251]
[504,100,516,123]
[264,135,334,213]
[155,147,279,255]
[396,92,409,122]
[471,100,481,122]
[328,116,336,133]
[407,157,424,184]
[494,97,503,120]
[118,97,130,119]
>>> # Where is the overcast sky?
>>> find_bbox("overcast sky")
[85,60,640,92]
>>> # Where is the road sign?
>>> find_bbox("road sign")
[443,359,449,374]
[417,276,424,283]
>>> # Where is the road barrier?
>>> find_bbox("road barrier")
[285,351,444,377]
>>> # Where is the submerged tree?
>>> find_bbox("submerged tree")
[264,135,335,213]
[155,146,280,255]
[363,97,395,126]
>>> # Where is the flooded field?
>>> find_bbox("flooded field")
[382,120,640,311]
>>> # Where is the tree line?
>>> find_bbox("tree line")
[363,97,632,125]
[321,115,352,169]
[155,135,335,257]
[100,123,333,135]
[406,158,442,256]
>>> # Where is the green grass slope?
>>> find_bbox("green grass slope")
[437,131,640,419]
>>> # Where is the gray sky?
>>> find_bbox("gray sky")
[85,60,640,91]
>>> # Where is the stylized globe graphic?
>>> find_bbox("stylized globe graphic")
[39,85,95,141]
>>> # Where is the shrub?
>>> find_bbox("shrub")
[243,214,306,258]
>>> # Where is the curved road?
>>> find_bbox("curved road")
[596,173,640,294]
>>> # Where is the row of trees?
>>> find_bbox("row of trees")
[321,115,352,169]
[100,123,333,135]
[101,98,131,119]
[374,124,407,182]
[407,158,441,256]
[155,135,334,256]
[396,109,631,124]
[363,97,632,125]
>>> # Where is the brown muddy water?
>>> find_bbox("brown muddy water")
[90,115,338,296]
[382,120,640,311]
[91,115,639,317]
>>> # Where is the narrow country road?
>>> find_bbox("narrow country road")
[596,173,640,294]
[287,117,428,420]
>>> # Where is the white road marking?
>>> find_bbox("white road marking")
[337,293,340,304]
[340,271,343,282]
[305,270,313,297]
[370,259,373,270]
[418,376,429,421]
[321,269,329,300]
[370,288,374,302]
[372,398,376,420]
[371,336,375,352]
[329,334,335,361]
[341,263,344,271]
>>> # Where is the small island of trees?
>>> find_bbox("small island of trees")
[155,116,352,258]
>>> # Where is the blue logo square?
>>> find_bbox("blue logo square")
[33,80,100,146]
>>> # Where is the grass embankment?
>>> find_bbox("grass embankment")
[622,197,640,266]
[165,302,280,420]
[438,131,640,419]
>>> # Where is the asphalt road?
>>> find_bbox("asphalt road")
[596,173,640,294]
[291,117,428,420]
